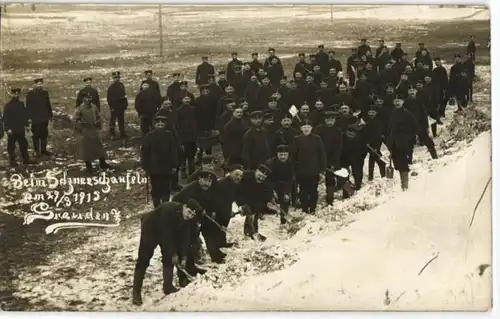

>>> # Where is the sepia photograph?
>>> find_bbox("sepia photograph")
[0,2,493,312]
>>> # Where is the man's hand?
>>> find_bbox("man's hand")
[171,254,179,266]
[284,194,290,202]
[180,259,187,268]
[172,168,177,174]
[7,129,12,135]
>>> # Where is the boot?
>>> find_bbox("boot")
[41,138,53,156]
[430,148,438,160]
[379,162,386,178]
[162,267,179,296]
[326,186,335,205]
[32,137,41,157]
[188,161,195,176]
[193,265,207,275]
[99,158,113,170]
[368,170,374,181]
[85,161,95,173]
[132,267,146,306]
[255,233,267,242]
[9,158,18,167]
[430,123,438,138]
[400,171,409,191]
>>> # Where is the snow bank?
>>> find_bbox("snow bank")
[164,132,492,311]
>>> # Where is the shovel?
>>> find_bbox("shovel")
[177,266,196,281]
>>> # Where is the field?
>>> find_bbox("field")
[0,4,492,311]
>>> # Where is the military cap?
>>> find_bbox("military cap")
[332,103,341,109]
[361,38,367,41]
[301,119,313,127]
[154,114,168,122]
[111,71,120,78]
[228,164,244,171]
[324,110,338,119]
[250,111,263,119]
[283,112,293,119]
[83,77,92,82]
[160,96,172,104]
[385,82,394,88]
[396,42,402,46]
[418,42,424,45]
[394,94,405,100]
[454,53,462,58]
[144,70,153,75]
[34,78,43,84]
[379,39,384,42]
[318,44,324,48]
[172,72,181,77]
[251,52,258,56]
[198,169,216,179]
[268,96,278,103]
[231,52,238,55]
[257,164,272,176]
[186,198,203,215]
[416,79,425,84]
[208,74,216,79]
[263,112,274,120]
[202,55,208,59]
[281,75,288,81]
[298,53,305,57]
[218,71,226,75]
[328,50,335,54]
[268,48,275,52]
[276,144,289,153]
[366,105,378,112]
[180,81,188,86]
[351,48,358,52]
[11,88,21,94]
[201,155,216,165]
[402,52,408,56]
[309,54,316,58]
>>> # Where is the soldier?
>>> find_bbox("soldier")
[327,51,343,73]
[236,164,274,241]
[135,82,158,136]
[173,81,195,109]
[250,52,264,74]
[141,115,179,207]
[218,85,238,115]
[76,77,100,112]
[131,199,203,306]
[267,57,284,87]
[341,123,367,191]
[227,52,243,85]
[314,111,342,205]
[195,85,218,158]
[390,42,405,63]
[3,88,36,166]
[73,92,112,173]
[265,144,295,224]
[271,112,300,156]
[264,48,283,73]
[223,105,249,167]
[176,96,198,177]
[195,56,215,87]
[26,78,53,157]
[106,71,128,139]
[294,53,312,80]
[166,73,182,102]
[310,100,326,127]
[315,44,329,75]
[467,35,476,63]
[386,95,418,191]
[375,39,387,59]
[277,76,290,98]
[242,111,271,170]
[140,70,162,108]
[358,38,372,57]
[217,71,229,92]
[361,106,387,181]
[293,119,326,214]
[432,57,449,117]
[463,52,475,102]
[404,87,438,161]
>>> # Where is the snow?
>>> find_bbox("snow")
[156,132,491,311]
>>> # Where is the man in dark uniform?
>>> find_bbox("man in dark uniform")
[135,82,158,136]
[327,50,343,73]
[293,53,312,79]
[265,145,294,224]
[463,52,475,102]
[141,115,179,207]
[315,44,329,75]
[357,38,371,57]
[76,77,100,112]
[131,199,203,306]
[236,164,274,241]
[390,42,405,62]
[293,119,326,214]
[432,57,449,117]
[242,111,271,170]
[195,56,215,87]
[173,81,196,110]
[167,73,182,102]
[386,95,418,191]
[264,48,283,72]
[176,96,198,177]
[250,52,264,74]
[3,88,36,166]
[227,52,243,85]
[140,70,161,99]
[26,78,53,157]
[106,71,128,139]
[375,39,387,59]
[223,105,249,167]
[466,35,476,63]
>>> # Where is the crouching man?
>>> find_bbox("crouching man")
[132,199,203,306]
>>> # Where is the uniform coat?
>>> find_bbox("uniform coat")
[73,103,106,161]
